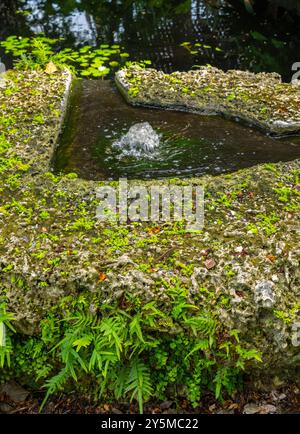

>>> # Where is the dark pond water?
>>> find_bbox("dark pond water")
[1,1,300,80]
[53,80,300,180]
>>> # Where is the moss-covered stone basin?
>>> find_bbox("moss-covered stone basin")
[116,65,300,135]
[0,68,299,402]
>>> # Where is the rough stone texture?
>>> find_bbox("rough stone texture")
[115,66,300,135]
[0,69,300,387]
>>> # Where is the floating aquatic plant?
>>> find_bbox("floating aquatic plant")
[0,35,151,79]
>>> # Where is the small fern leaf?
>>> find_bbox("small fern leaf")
[125,358,152,414]
[72,335,93,352]
[0,322,6,347]
[185,339,209,360]
[41,367,69,411]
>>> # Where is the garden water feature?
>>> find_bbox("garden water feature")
[2,1,300,412]
[53,79,300,180]
[3,1,300,180]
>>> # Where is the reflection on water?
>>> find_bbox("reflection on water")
[1,1,300,80]
[53,80,300,180]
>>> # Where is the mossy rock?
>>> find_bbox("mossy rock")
[115,65,300,135]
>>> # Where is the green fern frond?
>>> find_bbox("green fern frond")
[99,317,125,359]
[114,365,129,400]
[184,314,215,337]
[72,334,93,351]
[0,332,12,367]
[125,358,153,414]
[129,315,144,343]
[185,339,210,360]
[213,366,239,400]
[66,311,97,328]
[0,303,15,367]
[0,321,6,348]
[41,367,69,411]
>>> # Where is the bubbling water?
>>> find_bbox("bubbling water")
[112,122,160,159]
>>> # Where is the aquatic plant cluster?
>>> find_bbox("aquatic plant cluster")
[0,35,148,78]
[0,61,299,412]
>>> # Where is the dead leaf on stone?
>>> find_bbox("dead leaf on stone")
[147,226,161,234]
[98,272,107,282]
[45,62,58,75]
[205,258,216,270]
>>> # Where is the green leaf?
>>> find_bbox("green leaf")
[229,329,240,343]
[251,31,268,42]
[130,316,144,342]
[72,335,93,351]
[125,358,153,414]
[185,339,209,359]
[109,61,119,67]
[0,322,6,347]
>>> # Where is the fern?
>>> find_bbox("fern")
[185,339,210,360]
[129,315,144,343]
[235,345,262,369]
[0,321,6,348]
[125,358,153,414]
[114,365,129,400]
[0,332,12,367]
[183,314,216,346]
[72,334,93,352]
[99,317,125,359]
[214,366,239,400]
[41,367,70,411]
[0,303,15,367]
[88,343,118,373]
[66,311,97,328]
[33,295,260,410]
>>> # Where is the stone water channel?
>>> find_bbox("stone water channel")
[53,79,300,180]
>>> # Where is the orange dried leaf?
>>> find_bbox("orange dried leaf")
[147,227,161,234]
[266,254,276,262]
[98,272,107,282]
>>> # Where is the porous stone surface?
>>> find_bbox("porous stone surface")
[0,69,300,386]
[115,66,300,135]
[254,281,276,309]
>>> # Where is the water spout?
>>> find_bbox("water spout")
[112,122,160,158]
